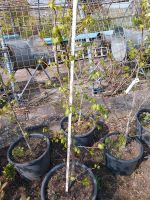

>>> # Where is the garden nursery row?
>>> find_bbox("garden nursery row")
[0,0,150,199]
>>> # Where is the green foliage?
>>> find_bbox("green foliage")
[23,132,29,139]
[91,104,108,119]
[42,127,49,133]
[48,0,72,41]
[93,164,100,170]
[105,134,127,151]
[70,176,76,182]
[140,112,150,129]
[90,71,102,81]
[141,112,150,124]
[12,147,25,158]
[45,0,109,129]
[0,95,7,109]
[64,105,76,116]
[81,177,90,187]
[3,163,16,181]
[51,133,67,149]
[70,175,91,187]
[128,0,150,71]
[77,15,94,33]
[98,143,105,150]
[132,0,150,30]
[0,71,17,116]
[73,146,81,154]
[0,3,36,38]
[117,134,126,147]
[52,26,64,45]
[0,103,12,116]
[89,148,94,156]
[128,45,139,60]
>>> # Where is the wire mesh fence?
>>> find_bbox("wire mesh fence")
[0,0,149,108]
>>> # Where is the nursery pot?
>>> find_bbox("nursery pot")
[7,133,51,181]
[136,108,150,145]
[41,162,97,200]
[60,116,96,146]
[104,132,143,175]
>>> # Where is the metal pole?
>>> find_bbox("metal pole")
[0,26,16,100]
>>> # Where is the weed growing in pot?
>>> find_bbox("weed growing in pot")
[140,112,150,129]
[104,134,134,160]
[105,134,126,150]
[81,177,90,187]
[12,147,25,159]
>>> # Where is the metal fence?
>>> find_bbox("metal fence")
[0,0,149,102]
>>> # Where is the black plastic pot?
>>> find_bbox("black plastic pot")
[7,133,51,181]
[41,162,97,200]
[60,116,96,146]
[136,108,150,145]
[104,132,144,175]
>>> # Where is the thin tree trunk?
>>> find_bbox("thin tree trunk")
[0,74,32,151]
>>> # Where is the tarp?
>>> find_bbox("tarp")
[44,30,113,45]
[27,0,66,6]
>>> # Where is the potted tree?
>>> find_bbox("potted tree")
[44,0,108,147]
[41,161,97,200]
[60,95,107,146]
[60,115,96,147]
[134,0,150,145]
[103,0,150,175]
[7,133,51,181]
[0,72,51,181]
[102,69,144,175]
[103,132,143,175]
[41,1,97,199]
[136,108,150,146]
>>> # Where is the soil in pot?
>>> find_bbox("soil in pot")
[12,137,47,163]
[63,116,94,136]
[47,166,93,200]
[105,134,141,160]
[139,112,150,130]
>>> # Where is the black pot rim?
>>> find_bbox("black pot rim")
[7,133,50,166]
[60,116,96,138]
[41,161,97,200]
[136,108,150,132]
[104,132,144,163]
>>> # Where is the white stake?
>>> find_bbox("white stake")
[125,78,139,94]
[65,0,78,193]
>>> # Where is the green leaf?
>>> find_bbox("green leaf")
[98,143,105,150]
